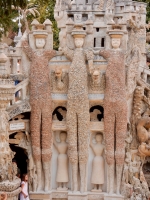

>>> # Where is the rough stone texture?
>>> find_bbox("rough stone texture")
[1,0,150,199]
[0,43,21,200]
[22,40,55,161]
[100,48,127,165]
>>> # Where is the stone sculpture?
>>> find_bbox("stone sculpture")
[53,131,68,190]
[89,70,105,92]
[51,68,68,93]
[62,24,94,193]
[22,25,58,191]
[90,133,104,192]
[95,30,127,194]
[0,110,21,198]
[1,0,150,199]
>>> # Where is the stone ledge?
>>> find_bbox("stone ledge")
[104,194,124,200]
[68,192,88,200]
[29,192,52,200]
[29,191,124,200]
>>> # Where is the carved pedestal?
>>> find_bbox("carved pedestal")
[104,194,124,200]
[30,192,52,200]
[52,190,68,199]
[68,192,88,200]
[88,192,104,200]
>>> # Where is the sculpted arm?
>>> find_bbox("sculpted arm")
[85,50,94,73]
[62,46,74,61]
[44,50,56,60]
[99,49,110,60]
[22,40,33,61]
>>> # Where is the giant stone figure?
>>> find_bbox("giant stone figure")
[96,31,127,194]
[62,24,94,193]
[22,27,57,192]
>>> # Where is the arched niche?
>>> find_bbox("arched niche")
[52,106,67,121]
[90,105,104,122]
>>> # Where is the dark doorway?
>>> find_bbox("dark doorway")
[9,140,28,177]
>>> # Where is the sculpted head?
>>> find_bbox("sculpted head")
[74,37,84,48]
[92,70,100,82]
[111,38,121,49]
[55,68,62,78]
[95,132,103,143]
[110,34,123,49]
[60,131,67,141]
[35,38,46,49]
[33,33,48,49]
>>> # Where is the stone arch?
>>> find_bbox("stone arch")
[52,106,67,121]
[89,105,104,121]
[7,100,31,120]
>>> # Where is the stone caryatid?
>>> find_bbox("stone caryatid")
[96,30,127,194]
[53,131,69,190]
[90,133,104,192]
[62,24,94,193]
[22,25,58,191]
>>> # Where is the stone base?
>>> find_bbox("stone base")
[88,192,104,200]
[30,192,52,200]
[104,194,124,200]
[52,190,68,199]
[68,192,88,200]
[29,191,124,200]
[57,187,68,191]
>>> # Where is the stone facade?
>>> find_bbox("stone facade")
[1,0,150,200]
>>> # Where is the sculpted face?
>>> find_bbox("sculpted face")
[92,70,100,82]
[95,133,103,142]
[111,38,121,49]
[55,68,62,78]
[74,38,84,48]
[35,38,46,49]
[60,132,67,141]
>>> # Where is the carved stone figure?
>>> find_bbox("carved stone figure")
[22,28,57,191]
[137,117,150,144]
[97,31,127,195]
[130,86,147,149]
[51,68,68,93]
[89,70,105,92]
[138,143,150,157]
[62,24,94,193]
[53,131,68,190]
[90,133,104,192]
